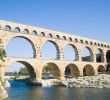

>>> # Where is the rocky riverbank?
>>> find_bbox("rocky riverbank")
[61,74,110,88]
[28,74,110,88]
[41,79,61,87]
[6,74,110,89]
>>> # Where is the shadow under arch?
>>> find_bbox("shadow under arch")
[65,63,80,78]
[5,61,36,79]
[83,64,95,76]
[106,50,110,73]
[5,36,36,58]
[96,48,104,62]
[42,62,61,80]
[98,65,105,74]
[106,50,110,63]
[41,40,60,59]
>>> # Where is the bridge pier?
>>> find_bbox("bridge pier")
[59,68,65,80]
[34,66,42,81]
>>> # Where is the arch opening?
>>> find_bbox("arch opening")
[56,35,60,39]
[32,31,37,35]
[98,65,105,74]
[96,49,104,62]
[40,32,45,37]
[5,61,36,80]
[69,37,72,42]
[65,64,80,78]
[42,63,60,79]
[75,39,78,42]
[63,36,66,40]
[41,40,60,59]
[23,29,29,34]
[82,47,93,62]
[106,50,110,63]
[14,27,20,33]
[64,44,78,61]
[106,50,110,74]
[85,41,88,44]
[80,40,83,43]
[5,25,11,31]
[83,65,95,76]
[6,36,36,58]
[48,34,53,38]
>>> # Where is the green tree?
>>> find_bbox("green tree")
[18,67,29,76]
[0,39,6,86]
[0,49,6,62]
[43,65,49,72]
[0,39,6,64]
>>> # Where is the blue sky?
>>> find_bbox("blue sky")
[1,0,110,72]
[1,0,110,42]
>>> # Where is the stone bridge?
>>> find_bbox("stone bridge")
[0,20,110,80]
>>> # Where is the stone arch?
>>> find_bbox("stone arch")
[96,48,104,62]
[104,44,107,47]
[63,36,66,40]
[64,44,78,61]
[98,43,100,46]
[94,42,97,46]
[23,29,29,34]
[98,65,105,74]
[90,41,93,45]
[69,37,72,42]
[107,45,110,48]
[80,40,83,43]
[65,63,80,78]
[40,32,45,36]
[85,41,88,44]
[42,62,61,79]
[5,61,36,79]
[41,40,60,59]
[83,64,95,76]
[4,25,11,31]
[14,27,20,33]
[48,33,53,38]
[56,35,60,39]
[32,30,37,35]
[75,38,78,42]
[81,46,94,62]
[6,36,36,58]
[106,50,110,62]
[106,50,110,73]
[101,44,103,47]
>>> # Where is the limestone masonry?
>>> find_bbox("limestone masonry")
[0,20,110,81]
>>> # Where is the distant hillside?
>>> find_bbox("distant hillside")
[82,54,101,62]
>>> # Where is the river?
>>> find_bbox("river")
[6,80,110,100]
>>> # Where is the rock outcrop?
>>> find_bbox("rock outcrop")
[61,74,110,88]
[0,82,8,100]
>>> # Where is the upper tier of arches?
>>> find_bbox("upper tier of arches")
[1,21,110,63]
[3,34,110,63]
[0,22,110,49]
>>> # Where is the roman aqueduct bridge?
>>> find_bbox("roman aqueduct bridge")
[0,20,110,80]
